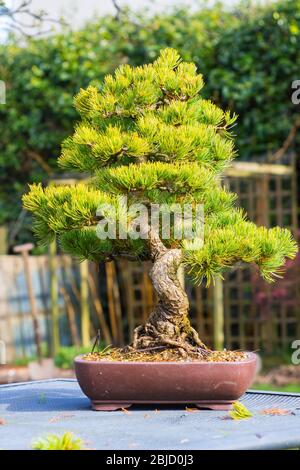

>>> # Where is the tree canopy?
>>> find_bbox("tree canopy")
[1,0,300,235]
[23,49,297,285]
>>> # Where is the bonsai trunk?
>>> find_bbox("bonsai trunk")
[132,227,209,358]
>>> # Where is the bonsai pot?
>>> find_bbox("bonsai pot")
[74,352,257,411]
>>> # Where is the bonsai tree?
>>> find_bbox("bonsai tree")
[23,49,297,359]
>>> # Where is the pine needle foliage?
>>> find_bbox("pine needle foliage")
[32,432,85,450]
[229,401,253,420]
[23,48,297,284]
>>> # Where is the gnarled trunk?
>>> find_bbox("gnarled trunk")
[132,227,209,358]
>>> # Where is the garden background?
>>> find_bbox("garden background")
[0,0,300,389]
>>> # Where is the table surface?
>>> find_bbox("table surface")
[0,379,300,450]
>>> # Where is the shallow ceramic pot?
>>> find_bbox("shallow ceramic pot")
[74,352,257,411]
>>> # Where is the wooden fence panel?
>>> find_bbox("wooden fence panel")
[0,255,74,361]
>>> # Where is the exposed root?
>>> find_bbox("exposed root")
[189,326,209,350]
[131,322,211,359]
[132,325,143,348]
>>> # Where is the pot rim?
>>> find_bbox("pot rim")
[74,351,257,366]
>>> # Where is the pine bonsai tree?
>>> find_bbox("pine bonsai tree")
[23,49,297,359]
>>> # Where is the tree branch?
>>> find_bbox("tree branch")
[268,117,300,163]
[26,150,54,176]
[111,0,122,21]
[0,0,66,36]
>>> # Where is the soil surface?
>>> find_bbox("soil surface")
[83,348,249,363]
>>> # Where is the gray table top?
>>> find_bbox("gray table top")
[0,379,300,450]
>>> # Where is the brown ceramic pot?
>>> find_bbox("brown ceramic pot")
[74,352,257,411]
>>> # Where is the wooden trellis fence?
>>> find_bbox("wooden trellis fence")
[0,255,78,362]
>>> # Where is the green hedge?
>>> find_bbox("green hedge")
[0,0,299,230]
